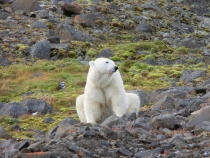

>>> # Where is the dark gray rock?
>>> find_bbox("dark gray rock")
[134,148,163,158]
[0,102,27,118]
[194,121,210,135]
[187,99,205,112]
[51,0,75,5]
[168,134,187,148]
[50,43,69,51]
[58,117,79,125]
[149,87,194,103]
[101,114,125,127]
[96,48,114,58]
[0,10,9,19]
[141,2,168,15]
[0,57,10,66]
[10,0,41,13]
[136,22,153,33]
[18,139,30,151]
[30,40,51,59]
[180,70,206,83]
[134,117,151,130]
[151,95,175,110]
[123,112,136,121]
[117,148,132,156]
[47,36,60,44]
[186,106,210,130]
[178,37,206,49]
[69,143,79,153]
[55,23,94,42]
[21,98,53,115]
[150,114,176,129]
[31,20,48,29]
[43,117,55,123]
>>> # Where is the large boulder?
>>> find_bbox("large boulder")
[30,40,51,59]
[0,102,27,118]
[21,98,53,115]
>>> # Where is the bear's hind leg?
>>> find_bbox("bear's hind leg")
[76,94,87,123]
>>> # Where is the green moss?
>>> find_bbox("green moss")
[68,51,77,58]
[175,46,190,54]
[110,56,121,62]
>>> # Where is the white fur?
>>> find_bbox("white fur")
[76,58,140,123]
[76,93,140,123]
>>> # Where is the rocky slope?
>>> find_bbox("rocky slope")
[1,0,210,157]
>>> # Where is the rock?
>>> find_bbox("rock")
[21,98,53,115]
[58,1,82,15]
[96,48,114,58]
[51,0,75,5]
[168,134,187,147]
[10,0,41,13]
[151,95,175,110]
[47,36,60,44]
[5,149,19,158]
[58,117,79,125]
[50,43,69,51]
[0,10,9,19]
[193,121,210,135]
[101,114,125,127]
[180,70,206,83]
[30,40,51,59]
[0,102,27,118]
[43,117,55,123]
[178,37,206,49]
[0,57,10,66]
[134,117,151,130]
[18,139,30,151]
[141,2,168,15]
[74,13,97,28]
[0,126,12,139]
[123,112,136,121]
[134,148,163,158]
[117,148,132,156]
[35,9,49,19]
[150,114,176,129]
[186,106,210,130]
[136,22,153,33]
[55,23,94,42]
[31,20,48,29]
[69,143,79,153]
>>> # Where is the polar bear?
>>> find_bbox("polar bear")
[76,58,140,123]
[76,93,140,123]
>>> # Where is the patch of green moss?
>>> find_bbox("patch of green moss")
[110,56,121,62]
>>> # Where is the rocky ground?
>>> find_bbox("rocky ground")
[1,0,210,157]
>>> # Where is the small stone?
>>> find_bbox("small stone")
[18,139,30,151]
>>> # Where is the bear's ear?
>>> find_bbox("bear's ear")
[89,61,94,68]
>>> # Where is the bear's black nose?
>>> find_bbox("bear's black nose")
[114,66,118,71]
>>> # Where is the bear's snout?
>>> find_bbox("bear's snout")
[114,66,118,71]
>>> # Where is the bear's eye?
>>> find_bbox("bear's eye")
[105,61,109,63]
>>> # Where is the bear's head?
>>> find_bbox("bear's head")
[89,58,118,74]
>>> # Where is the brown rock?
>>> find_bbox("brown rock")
[58,1,82,14]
